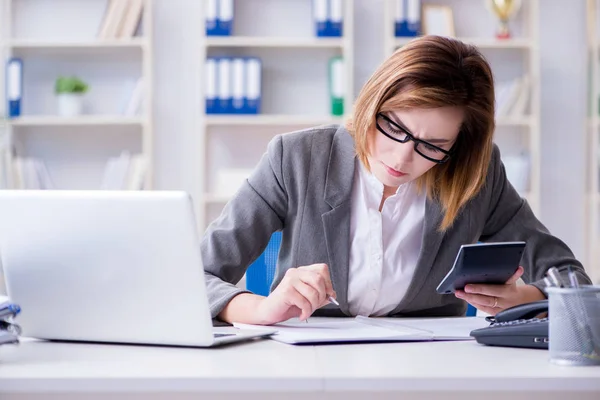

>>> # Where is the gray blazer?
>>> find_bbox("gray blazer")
[201,125,591,319]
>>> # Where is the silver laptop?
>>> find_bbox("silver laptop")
[0,190,275,347]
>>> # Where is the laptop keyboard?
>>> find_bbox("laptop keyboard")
[214,333,235,338]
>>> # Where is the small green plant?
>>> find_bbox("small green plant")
[55,76,89,95]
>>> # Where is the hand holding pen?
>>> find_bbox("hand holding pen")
[254,263,338,325]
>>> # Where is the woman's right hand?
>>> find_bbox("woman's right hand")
[255,263,336,325]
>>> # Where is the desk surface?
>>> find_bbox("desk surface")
[1,324,600,398]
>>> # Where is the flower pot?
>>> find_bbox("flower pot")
[57,93,84,117]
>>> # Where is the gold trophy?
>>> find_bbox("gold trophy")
[486,0,522,39]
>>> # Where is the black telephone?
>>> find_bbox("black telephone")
[470,300,549,349]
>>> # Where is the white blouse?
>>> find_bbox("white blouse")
[347,160,426,317]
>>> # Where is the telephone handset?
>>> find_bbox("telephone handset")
[470,300,549,349]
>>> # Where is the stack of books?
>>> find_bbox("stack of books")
[0,297,21,346]
[98,0,145,39]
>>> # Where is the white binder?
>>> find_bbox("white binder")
[245,58,261,114]
[406,0,421,35]
[217,58,232,113]
[205,0,218,35]
[205,58,217,114]
[6,58,22,118]
[329,0,343,36]
[313,0,328,36]
[217,0,234,35]
[231,58,245,113]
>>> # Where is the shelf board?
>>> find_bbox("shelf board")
[394,36,533,49]
[9,116,145,127]
[5,38,148,51]
[205,114,345,126]
[206,36,345,49]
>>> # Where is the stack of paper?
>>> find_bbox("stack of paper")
[234,316,491,345]
[12,157,55,190]
[98,0,144,39]
[100,151,147,190]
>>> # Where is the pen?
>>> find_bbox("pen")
[306,296,339,323]
[568,266,580,288]
[547,267,564,288]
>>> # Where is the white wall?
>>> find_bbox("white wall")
[538,0,587,259]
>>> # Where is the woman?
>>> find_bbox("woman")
[201,35,591,325]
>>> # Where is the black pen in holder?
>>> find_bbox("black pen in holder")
[546,285,600,366]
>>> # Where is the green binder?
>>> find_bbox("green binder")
[329,56,344,116]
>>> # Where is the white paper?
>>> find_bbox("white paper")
[234,318,432,344]
[234,316,490,345]
[358,316,490,340]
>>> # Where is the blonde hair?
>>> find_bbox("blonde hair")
[346,35,495,231]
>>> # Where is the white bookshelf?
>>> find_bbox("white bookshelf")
[586,0,600,282]
[0,0,154,190]
[198,0,354,232]
[383,0,541,216]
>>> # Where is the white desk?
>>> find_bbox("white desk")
[1,328,600,400]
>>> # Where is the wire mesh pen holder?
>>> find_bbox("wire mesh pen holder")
[546,286,600,366]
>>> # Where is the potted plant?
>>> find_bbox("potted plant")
[55,76,89,117]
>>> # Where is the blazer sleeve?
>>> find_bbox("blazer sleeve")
[478,145,592,295]
[200,135,288,318]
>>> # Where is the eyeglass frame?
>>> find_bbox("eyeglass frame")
[375,112,454,164]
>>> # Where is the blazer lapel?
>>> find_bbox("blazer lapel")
[389,196,445,314]
[321,127,355,316]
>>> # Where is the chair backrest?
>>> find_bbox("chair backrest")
[246,231,282,296]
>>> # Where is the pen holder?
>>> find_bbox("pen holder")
[546,286,600,366]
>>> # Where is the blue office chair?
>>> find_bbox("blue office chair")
[246,231,282,296]
[246,231,478,316]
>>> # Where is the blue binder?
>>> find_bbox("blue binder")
[216,0,233,36]
[205,0,218,36]
[205,58,218,114]
[231,58,245,114]
[395,0,420,37]
[244,57,261,114]
[206,0,233,36]
[216,57,232,114]
[327,0,343,37]
[6,58,23,118]
[313,0,328,37]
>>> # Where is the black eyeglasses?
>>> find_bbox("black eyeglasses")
[375,113,453,164]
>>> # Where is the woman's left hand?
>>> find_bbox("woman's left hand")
[454,266,546,315]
